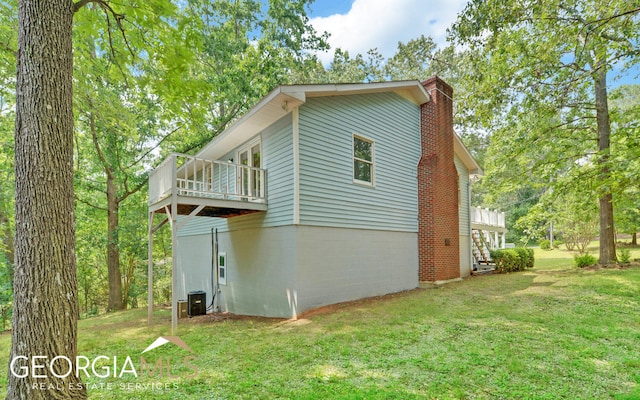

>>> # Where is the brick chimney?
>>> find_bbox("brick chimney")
[418,76,460,283]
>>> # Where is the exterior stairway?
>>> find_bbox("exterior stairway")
[471,229,495,274]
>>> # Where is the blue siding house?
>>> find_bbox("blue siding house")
[148,78,481,330]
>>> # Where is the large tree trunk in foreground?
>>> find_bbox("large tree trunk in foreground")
[632,232,637,246]
[594,67,616,265]
[8,0,86,398]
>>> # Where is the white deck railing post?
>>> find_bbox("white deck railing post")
[471,205,506,229]
[148,153,268,205]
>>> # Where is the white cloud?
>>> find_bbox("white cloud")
[310,0,469,65]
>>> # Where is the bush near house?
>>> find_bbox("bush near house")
[490,248,535,273]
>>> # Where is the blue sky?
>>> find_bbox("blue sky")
[307,1,351,17]
[306,0,638,87]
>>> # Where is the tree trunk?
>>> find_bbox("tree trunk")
[107,176,123,311]
[122,255,136,308]
[8,0,86,398]
[632,232,637,246]
[87,109,125,311]
[594,67,617,264]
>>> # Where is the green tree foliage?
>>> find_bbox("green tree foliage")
[450,0,640,263]
[72,0,181,311]
[157,0,329,153]
[610,85,640,243]
[514,203,549,247]
[555,189,599,255]
[514,174,599,254]
[0,0,16,331]
[295,48,385,84]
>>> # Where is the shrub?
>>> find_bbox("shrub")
[618,248,631,264]
[490,248,534,273]
[553,240,563,249]
[539,240,551,250]
[574,253,597,268]
[516,247,535,269]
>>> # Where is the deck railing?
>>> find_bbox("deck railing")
[149,153,266,206]
[471,206,505,228]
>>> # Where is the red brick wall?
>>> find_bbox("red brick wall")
[418,76,460,282]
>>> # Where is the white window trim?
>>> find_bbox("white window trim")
[236,136,262,200]
[352,133,375,187]
[236,136,262,167]
[218,252,227,286]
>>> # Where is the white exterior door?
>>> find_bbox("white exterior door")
[236,139,261,199]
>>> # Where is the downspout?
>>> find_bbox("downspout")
[211,227,220,312]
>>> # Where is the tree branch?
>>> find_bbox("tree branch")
[75,194,108,211]
[587,7,640,27]
[127,125,184,169]
[73,0,95,13]
[86,101,114,180]
[117,176,148,203]
[74,0,135,82]
[0,41,16,57]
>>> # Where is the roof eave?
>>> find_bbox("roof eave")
[453,134,483,176]
[196,81,431,161]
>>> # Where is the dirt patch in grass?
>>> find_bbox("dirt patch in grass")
[177,288,426,324]
[296,288,423,319]
[580,262,640,271]
[183,312,285,324]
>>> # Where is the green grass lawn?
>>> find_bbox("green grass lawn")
[1,246,639,399]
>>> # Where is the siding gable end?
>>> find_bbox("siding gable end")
[298,92,421,232]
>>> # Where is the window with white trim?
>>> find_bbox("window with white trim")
[218,252,227,286]
[353,134,374,185]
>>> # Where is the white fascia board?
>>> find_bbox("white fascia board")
[281,80,431,105]
[196,88,305,161]
[454,133,483,176]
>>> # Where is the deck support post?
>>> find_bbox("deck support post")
[170,154,179,334]
[147,153,268,333]
[147,211,154,325]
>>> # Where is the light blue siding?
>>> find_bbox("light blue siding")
[454,154,470,236]
[298,93,421,232]
[178,114,294,236]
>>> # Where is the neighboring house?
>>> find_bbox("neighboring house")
[147,77,483,331]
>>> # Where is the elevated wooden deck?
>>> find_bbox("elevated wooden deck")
[150,196,267,218]
[148,153,267,218]
[471,206,507,233]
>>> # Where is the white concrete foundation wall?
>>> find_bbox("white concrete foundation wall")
[176,234,214,306]
[217,226,298,317]
[178,225,419,318]
[294,226,418,314]
[177,226,298,318]
[459,235,471,277]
